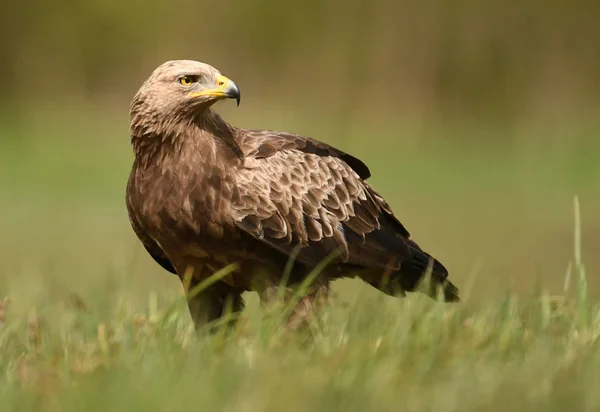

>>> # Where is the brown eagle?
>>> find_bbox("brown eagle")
[126,60,459,331]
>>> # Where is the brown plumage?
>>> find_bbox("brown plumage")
[126,60,459,331]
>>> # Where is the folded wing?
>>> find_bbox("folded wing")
[232,130,418,272]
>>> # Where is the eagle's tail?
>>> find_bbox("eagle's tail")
[399,243,460,302]
[362,240,460,303]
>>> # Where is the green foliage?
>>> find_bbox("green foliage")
[0,259,598,411]
[2,0,600,121]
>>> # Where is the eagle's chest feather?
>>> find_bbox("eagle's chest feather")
[130,162,275,289]
[131,158,240,249]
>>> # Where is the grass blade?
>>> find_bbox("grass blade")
[573,195,589,328]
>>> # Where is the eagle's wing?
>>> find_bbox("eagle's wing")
[232,130,418,271]
[126,174,177,275]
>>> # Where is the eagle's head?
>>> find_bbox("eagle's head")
[129,60,241,137]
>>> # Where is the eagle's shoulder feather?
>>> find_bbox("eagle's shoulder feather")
[239,129,371,179]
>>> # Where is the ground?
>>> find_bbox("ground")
[0,106,599,411]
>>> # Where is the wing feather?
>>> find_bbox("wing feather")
[240,130,372,180]
[232,130,413,269]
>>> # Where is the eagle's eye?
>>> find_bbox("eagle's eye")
[179,75,197,86]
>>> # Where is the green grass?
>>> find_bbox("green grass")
[0,251,598,411]
[1,109,600,411]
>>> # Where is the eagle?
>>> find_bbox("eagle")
[126,60,459,331]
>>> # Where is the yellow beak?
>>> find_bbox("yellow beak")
[188,75,241,106]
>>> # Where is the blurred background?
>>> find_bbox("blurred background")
[1,0,599,312]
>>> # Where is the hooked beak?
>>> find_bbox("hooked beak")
[188,74,241,106]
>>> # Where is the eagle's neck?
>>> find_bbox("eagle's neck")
[130,108,243,169]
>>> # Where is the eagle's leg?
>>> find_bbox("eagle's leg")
[185,279,245,333]
[260,281,330,332]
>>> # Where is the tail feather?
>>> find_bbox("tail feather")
[399,245,460,302]
[361,241,460,303]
